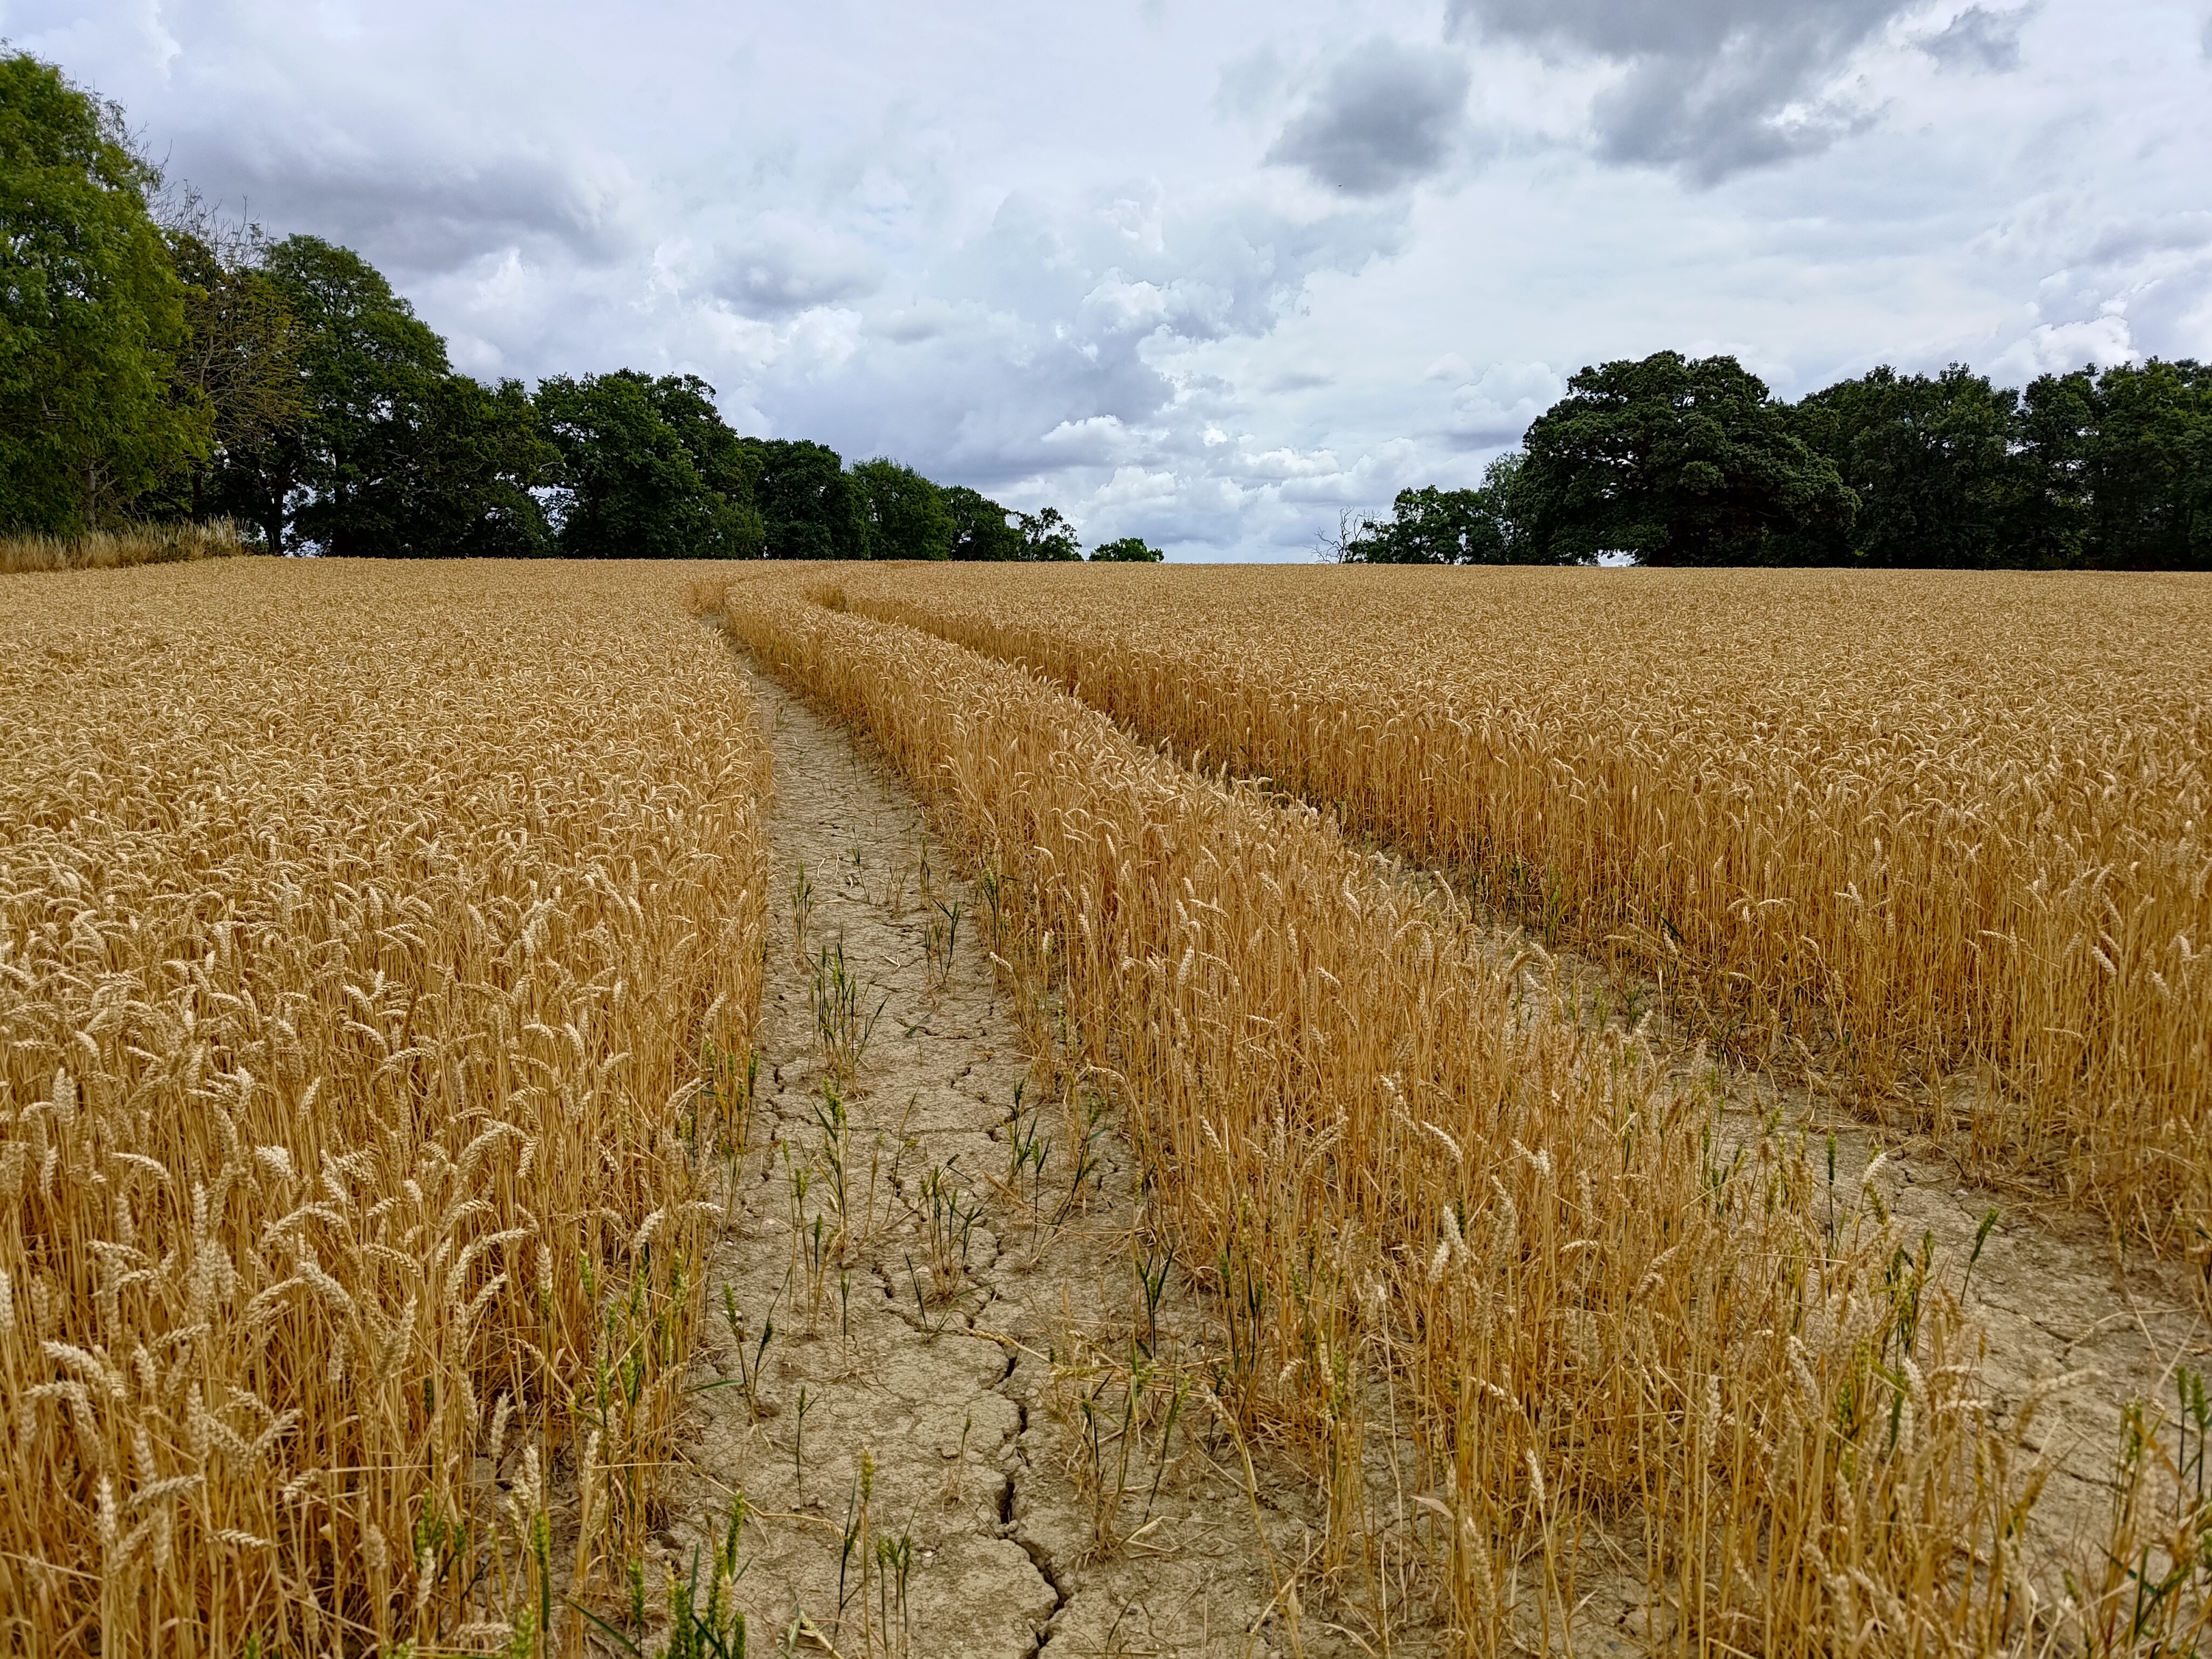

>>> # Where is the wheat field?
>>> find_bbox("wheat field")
[710,568,2208,1658]
[7,555,2204,1658]
[821,563,2212,1260]
[0,561,769,1655]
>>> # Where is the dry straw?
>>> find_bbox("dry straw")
[0,560,768,1655]
[0,518,251,574]
[707,571,2143,1657]
[825,564,2212,1267]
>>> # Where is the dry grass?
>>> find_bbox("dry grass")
[822,564,2212,1266]
[703,571,2212,1658]
[0,561,769,1655]
[0,518,252,574]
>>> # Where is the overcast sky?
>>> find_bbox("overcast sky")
[10,1,2211,557]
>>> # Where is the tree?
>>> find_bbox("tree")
[942,484,1024,560]
[647,372,762,520]
[2008,368,2096,568]
[0,53,209,531]
[2076,359,2212,571]
[1339,453,1535,563]
[254,235,450,554]
[1015,505,1081,561]
[746,437,866,559]
[347,374,557,557]
[539,370,762,558]
[146,211,305,532]
[1784,365,2020,567]
[1088,535,1164,562]
[1515,351,1855,566]
[849,457,953,559]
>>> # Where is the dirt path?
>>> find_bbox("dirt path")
[666,668,1366,1659]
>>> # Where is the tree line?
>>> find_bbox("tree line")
[1337,351,2212,568]
[1,55,1167,562]
[18,52,2204,571]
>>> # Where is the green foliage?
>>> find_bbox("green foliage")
[152,214,305,532]
[2076,359,2212,571]
[1340,453,1536,564]
[347,374,557,557]
[745,437,866,559]
[1015,505,1081,561]
[1516,351,1856,566]
[538,371,762,558]
[2010,367,2096,568]
[238,234,563,557]
[1784,365,2021,567]
[849,456,953,559]
[0,52,209,532]
[1088,535,1165,562]
[1784,359,2209,570]
[261,234,448,554]
[942,483,1023,560]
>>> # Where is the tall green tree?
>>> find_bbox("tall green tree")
[0,53,209,531]
[1516,352,1855,566]
[2075,359,2212,571]
[849,456,953,559]
[344,374,557,557]
[243,234,449,553]
[2008,367,2096,568]
[746,437,866,559]
[538,370,762,558]
[1340,453,1536,563]
[147,212,305,530]
[1784,365,2020,567]
[1015,505,1081,561]
[942,484,1023,560]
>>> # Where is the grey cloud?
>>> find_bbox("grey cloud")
[1265,40,1470,195]
[1448,0,1910,181]
[1921,7,2034,71]
[175,131,631,275]
[711,230,881,319]
[2081,212,2212,267]
[745,182,1411,526]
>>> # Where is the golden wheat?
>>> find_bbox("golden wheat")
[0,560,769,1655]
[709,570,2120,1658]
[821,563,2212,1262]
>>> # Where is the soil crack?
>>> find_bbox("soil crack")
[659,657,1349,1656]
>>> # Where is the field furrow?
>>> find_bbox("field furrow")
[706,571,2140,1656]
[818,565,2212,1261]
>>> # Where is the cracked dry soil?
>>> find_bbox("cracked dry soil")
[665,669,1357,1659]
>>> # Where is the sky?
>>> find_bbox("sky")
[7,0,2211,559]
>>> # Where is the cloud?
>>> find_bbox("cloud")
[181,132,635,274]
[1989,311,2137,380]
[1444,361,1564,446]
[709,222,883,319]
[1447,0,1911,181]
[1266,39,1470,195]
[1920,6,2034,72]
